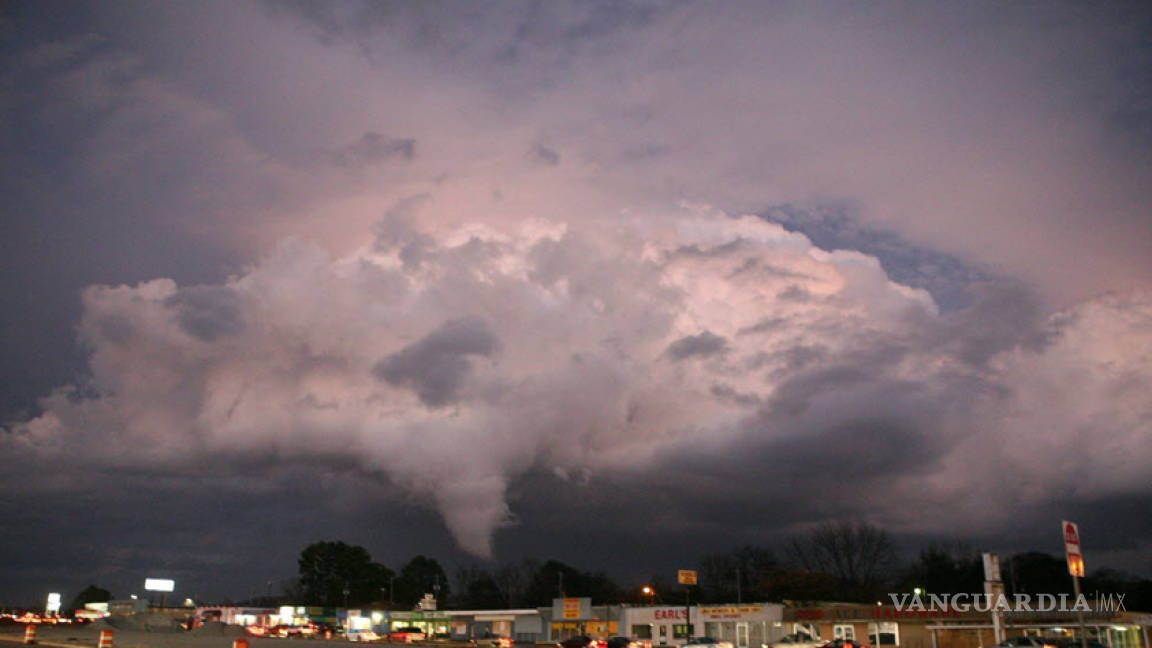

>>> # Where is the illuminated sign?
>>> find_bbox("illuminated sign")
[144,578,175,592]
[46,593,62,614]
[1062,521,1085,578]
[677,570,697,585]
[564,598,582,619]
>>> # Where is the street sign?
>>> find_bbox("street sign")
[678,570,698,585]
[1062,520,1085,577]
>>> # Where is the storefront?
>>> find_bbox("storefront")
[622,605,695,645]
[385,610,453,636]
[699,605,785,648]
[783,604,1152,648]
[621,604,783,647]
[444,609,546,642]
[547,598,620,641]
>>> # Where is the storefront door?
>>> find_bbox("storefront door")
[736,623,749,648]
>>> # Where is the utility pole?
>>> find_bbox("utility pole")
[558,571,565,599]
[735,567,742,604]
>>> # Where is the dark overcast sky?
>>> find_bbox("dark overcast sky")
[3,0,1152,606]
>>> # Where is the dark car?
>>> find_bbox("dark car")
[819,641,870,648]
[557,636,604,648]
[607,638,647,648]
[997,638,1059,648]
[1054,639,1107,648]
[685,638,734,648]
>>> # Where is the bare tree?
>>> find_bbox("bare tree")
[788,521,896,601]
[494,561,532,607]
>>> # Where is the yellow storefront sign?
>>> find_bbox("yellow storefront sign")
[564,598,582,619]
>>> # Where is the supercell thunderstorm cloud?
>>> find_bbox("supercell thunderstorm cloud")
[1,0,1151,602]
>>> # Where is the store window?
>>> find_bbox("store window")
[867,623,898,647]
[633,626,653,640]
[674,625,695,639]
[834,626,855,641]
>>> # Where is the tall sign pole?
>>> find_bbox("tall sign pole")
[678,570,698,642]
[983,553,1005,644]
[1062,521,1088,648]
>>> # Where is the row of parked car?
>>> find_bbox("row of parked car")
[555,636,735,648]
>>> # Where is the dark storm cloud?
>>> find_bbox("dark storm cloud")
[527,142,560,166]
[374,317,499,407]
[4,0,1152,606]
[0,443,465,605]
[924,281,1054,367]
[164,286,245,342]
[762,205,989,311]
[666,331,727,361]
[331,132,416,168]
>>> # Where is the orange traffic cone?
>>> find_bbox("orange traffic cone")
[23,624,37,645]
[233,639,250,648]
[98,630,114,648]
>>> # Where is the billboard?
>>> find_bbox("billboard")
[144,578,175,592]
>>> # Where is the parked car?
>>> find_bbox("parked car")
[472,633,514,648]
[346,630,380,643]
[606,638,648,648]
[270,624,307,638]
[684,638,734,648]
[389,627,428,643]
[313,623,343,638]
[819,641,870,648]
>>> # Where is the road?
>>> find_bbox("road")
[0,625,442,648]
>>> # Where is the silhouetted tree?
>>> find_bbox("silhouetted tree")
[395,555,451,609]
[698,545,780,603]
[522,560,622,606]
[456,566,507,609]
[899,544,983,595]
[759,566,839,602]
[788,521,896,601]
[493,562,531,607]
[68,585,111,615]
[298,541,394,607]
[1006,552,1072,596]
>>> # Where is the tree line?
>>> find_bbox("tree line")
[269,524,1152,611]
[61,522,1152,613]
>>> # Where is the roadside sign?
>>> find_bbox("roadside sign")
[678,570,698,586]
[1062,520,1085,577]
[144,578,175,592]
[982,553,1001,582]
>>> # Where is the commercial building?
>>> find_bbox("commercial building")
[621,604,784,648]
[782,603,1151,648]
